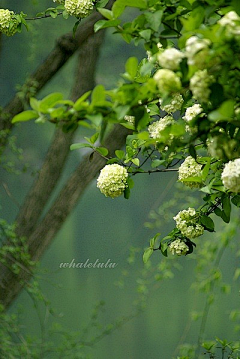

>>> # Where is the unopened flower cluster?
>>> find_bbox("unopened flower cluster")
[174,208,204,239]
[221,158,240,193]
[178,156,202,188]
[97,164,128,198]
[190,69,214,103]
[218,11,240,38]
[155,35,215,103]
[169,239,189,256]
[148,115,174,140]
[0,9,18,36]
[183,104,203,133]
[185,36,210,68]
[153,69,181,94]
[160,93,184,113]
[64,0,94,18]
[207,135,239,160]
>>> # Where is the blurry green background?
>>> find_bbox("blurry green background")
[0,1,240,358]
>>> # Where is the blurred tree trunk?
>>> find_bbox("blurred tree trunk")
[0,0,131,309]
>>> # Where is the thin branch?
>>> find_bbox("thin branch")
[132,168,179,175]
[26,12,63,21]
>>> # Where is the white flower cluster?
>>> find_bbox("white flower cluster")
[190,69,213,103]
[0,9,17,36]
[148,115,174,140]
[218,11,240,38]
[124,115,135,124]
[183,104,203,123]
[157,48,184,70]
[65,0,94,18]
[169,239,189,256]
[154,69,181,94]
[185,36,210,68]
[221,158,240,193]
[207,135,238,160]
[97,164,128,198]
[174,208,204,239]
[178,156,203,188]
[160,93,184,113]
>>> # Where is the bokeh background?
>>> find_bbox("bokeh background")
[1,1,240,358]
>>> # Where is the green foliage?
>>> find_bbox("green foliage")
[3,0,240,356]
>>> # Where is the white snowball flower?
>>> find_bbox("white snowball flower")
[190,69,214,103]
[160,93,184,113]
[174,208,204,239]
[157,48,184,70]
[221,159,240,193]
[97,164,128,198]
[154,69,181,94]
[178,156,203,188]
[65,0,94,18]
[169,239,189,256]
[148,115,174,140]
[183,104,203,123]
[218,11,240,38]
[185,36,210,68]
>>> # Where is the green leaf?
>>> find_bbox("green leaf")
[89,132,99,144]
[91,85,105,105]
[160,242,168,257]
[112,1,125,18]
[70,143,93,150]
[39,93,63,113]
[189,145,196,159]
[124,186,131,199]
[73,19,81,37]
[97,8,113,20]
[139,29,152,41]
[208,100,235,122]
[126,176,134,189]
[201,158,211,181]
[96,0,109,8]
[144,10,163,32]
[115,150,125,159]
[143,248,153,263]
[74,91,91,110]
[131,158,140,166]
[200,215,214,232]
[231,195,240,208]
[125,57,138,80]
[149,233,160,248]
[151,159,166,168]
[94,19,121,32]
[222,195,231,222]
[12,110,38,123]
[118,0,147,9]
[95,147,109,156]
[30,97,40,111]
[115,105,130,120]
